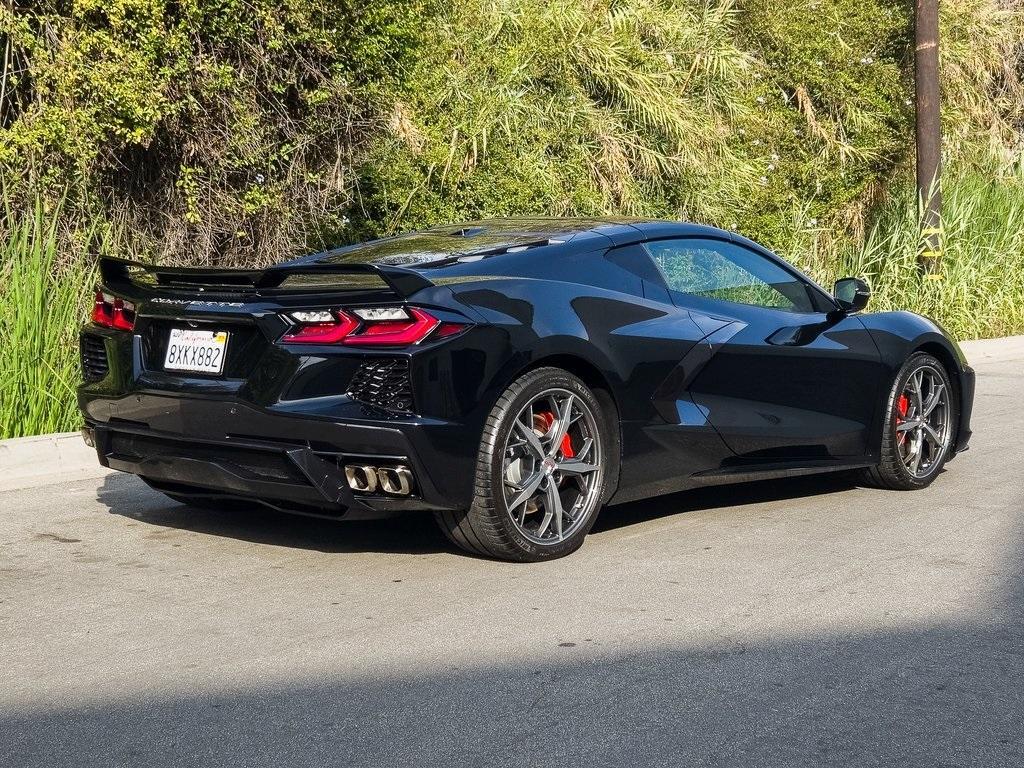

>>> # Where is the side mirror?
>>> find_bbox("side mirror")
[834,277,870,313]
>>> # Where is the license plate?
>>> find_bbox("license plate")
[164,329,230,374]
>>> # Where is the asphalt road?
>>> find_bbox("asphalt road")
[2,338,1022,767]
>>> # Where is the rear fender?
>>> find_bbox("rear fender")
[449,278,702,421]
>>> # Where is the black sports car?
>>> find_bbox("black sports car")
[79,218,975,561]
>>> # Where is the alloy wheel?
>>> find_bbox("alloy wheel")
[501,388,603,545]
[894,364,951,478]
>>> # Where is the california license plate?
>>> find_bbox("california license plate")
[164,328,230,374]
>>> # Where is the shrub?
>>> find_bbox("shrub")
[0,0,429,264]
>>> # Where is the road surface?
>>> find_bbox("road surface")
[2,338,1022,767]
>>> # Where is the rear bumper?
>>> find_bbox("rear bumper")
[80,392,478,518]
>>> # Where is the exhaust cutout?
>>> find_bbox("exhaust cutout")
[377,466,413,496]
[344,465,378,493]
[344,464,414,496]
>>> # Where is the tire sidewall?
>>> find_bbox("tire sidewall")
[883,352,957,488]
[482,368,609,560]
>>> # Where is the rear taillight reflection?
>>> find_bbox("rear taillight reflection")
[91,291,136,331]
[281,306,468,347]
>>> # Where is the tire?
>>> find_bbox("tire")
[434,367,614,561]
[862,352,957,490]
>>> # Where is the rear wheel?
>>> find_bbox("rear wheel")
[435,367,610,561]
[863,352,956,490]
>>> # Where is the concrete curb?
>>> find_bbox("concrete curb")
[0,432,111,492]
[1,335,1021,492]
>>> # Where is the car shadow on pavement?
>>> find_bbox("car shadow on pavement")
[96,469,867,556]
[96,472,450,556]
[594,470,862,533]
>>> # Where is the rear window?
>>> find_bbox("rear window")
[317,231,552,267]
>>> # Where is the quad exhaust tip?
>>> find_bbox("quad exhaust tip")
[344,464,413,496]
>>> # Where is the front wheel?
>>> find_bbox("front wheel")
[863,352,957,490]
[435,367,611,561]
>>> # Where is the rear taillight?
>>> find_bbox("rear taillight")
[280,306,468,347]
[279,312,360,344]
[91,291,136,331]
[342,307,439,346]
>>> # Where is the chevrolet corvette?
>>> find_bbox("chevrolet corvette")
[79,218,975,561]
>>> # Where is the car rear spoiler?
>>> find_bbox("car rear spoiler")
[98,256,435,299]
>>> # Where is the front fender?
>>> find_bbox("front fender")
[857,310,974,453]
[858,311,968,370]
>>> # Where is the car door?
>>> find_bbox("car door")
[643,236,885,463]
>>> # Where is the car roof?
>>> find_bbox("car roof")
[301,217,733,269]
[284,217,839,308]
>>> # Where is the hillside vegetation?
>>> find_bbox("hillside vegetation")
[1,0,1022,437]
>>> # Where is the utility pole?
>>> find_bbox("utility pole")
[915,0,942,276]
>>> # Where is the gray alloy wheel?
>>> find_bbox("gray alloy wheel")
[434,367,611,561]
[894,363,952,478]
[501,387,603,545]
[863,352,956,490]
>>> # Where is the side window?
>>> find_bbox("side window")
[644,238,815,313]
[604,244,665,284]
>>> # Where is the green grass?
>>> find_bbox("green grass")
[0,199,97,439]
[791,168,1024,340]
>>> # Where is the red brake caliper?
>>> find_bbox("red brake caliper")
[896,394,909,445]
[534,412,575,458]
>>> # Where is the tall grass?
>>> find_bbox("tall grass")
[0,199,98,439]
[791,168,1024,341]
[0,170,1022,440]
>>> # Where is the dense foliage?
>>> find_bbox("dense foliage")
[1,0,426,262]
[3,0,1020,260]
[1,0,1022,437]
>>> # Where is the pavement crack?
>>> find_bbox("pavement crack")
[33,532,82,544]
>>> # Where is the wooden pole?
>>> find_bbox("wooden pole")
[915,0,943,276]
